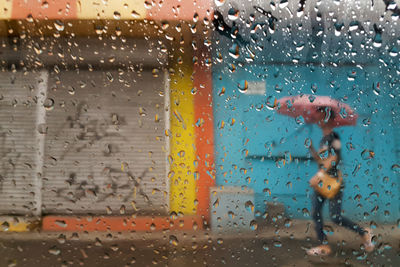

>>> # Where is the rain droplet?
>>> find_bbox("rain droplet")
[284,219,292,227]
[37,123,48,134]
[218,87,226,96]
[389,46,398,57]
[120,205,126,214]
[274,84,283,93]
[304,138,311,148]
[57,234,66,244]
[228,211,235,219]
[169,235,179,246]
[68,86,75,95]
[54,20,65,31]
[349,21,359,31]
[372,82,381,96]
[279,0,289,9]
[26,14,34,23]
[361,149,374,160]
[48,246,61,255]
[391,164,400,173]
[55,220,67,228]
[273,240,282,247]
[113,11,121,20]
[373,34,382,48]
[262,243,269,251]
[245,200,254,213]
[250,220,258,230]
[131,10,140,18]
[1,221,9,231]
[237,80,248,93]
[347,70,357,81]
[227,8,239,21]
[229,43,240,59]
[214,0,225,7]
[302,208,310,217]
[106,72,114,82]
[295,115,305,125]
[43,98,54,111]
[144,1,152,9]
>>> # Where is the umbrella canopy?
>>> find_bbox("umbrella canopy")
[276,95,358,127]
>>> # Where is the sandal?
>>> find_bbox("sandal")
[306,245,331,256]
[362,228,375,252]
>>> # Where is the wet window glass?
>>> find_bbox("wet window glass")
[0,0,398,266]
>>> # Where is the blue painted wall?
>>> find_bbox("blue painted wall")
[212,60,399,223]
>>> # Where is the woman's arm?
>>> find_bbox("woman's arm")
[309,143,322,164]
[309,142,338,170]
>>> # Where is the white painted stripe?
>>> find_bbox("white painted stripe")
[34,70,48,216]
[164,69,170,212]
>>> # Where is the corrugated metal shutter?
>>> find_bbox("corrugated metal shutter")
[42,70,168,215]
[0,72,39,215]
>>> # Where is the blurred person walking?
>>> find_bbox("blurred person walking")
[306,107,374,256]
[275,95,375,256]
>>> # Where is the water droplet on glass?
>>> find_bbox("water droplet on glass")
[68,86,75,95]
[373,34,382,48]
[48,246,61,255]
[120,205,126,214]
[295,115,305,125]
[273,240,282,247]
[284,219,292,227]
[304,138,311,148]
[43,98,55,111]
[279,0,289,9]
[144,1,152,9]
[250,220,258,230]
[245,200,254,213]
[227,8,239,21]
[347,70,357,81]
[237,80,248,93]
[391,164,400,173]
[349,21,359,31]
[169,235,179,246]
[131,10,140,18]
[113,11,121,20]
[214,0,225,7]
[1,221,9,231]
[26,14,34,23]
[339,107,348,119]
[372,82,381,95]
[389,46,398,57]
[37,123,48,134]
[42,1,49,8]
[229,43,240,59]
[57,234,66,244]
[54,20,65,31]
[106,72,114,82]
[302,208,310,217]
[361,149,375,160]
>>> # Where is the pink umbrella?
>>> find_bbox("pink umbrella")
[275,95,358,127]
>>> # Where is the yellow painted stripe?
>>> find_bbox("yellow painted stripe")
[0,0,12,19]
[169,63,197,215]
[76,0,146,19]
[0,221,29,232]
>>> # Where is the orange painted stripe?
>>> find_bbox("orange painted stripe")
[42,216,203,232]
[194,40,215,220]
[11,0,78,19]
[146,0,213,21]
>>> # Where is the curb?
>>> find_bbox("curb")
[0,217,40,232]
[42,215,205,232]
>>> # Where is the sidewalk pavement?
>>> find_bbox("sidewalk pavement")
[0,220,398,267]
[1,219,398,242]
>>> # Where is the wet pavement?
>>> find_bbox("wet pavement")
[0,221,398,267]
